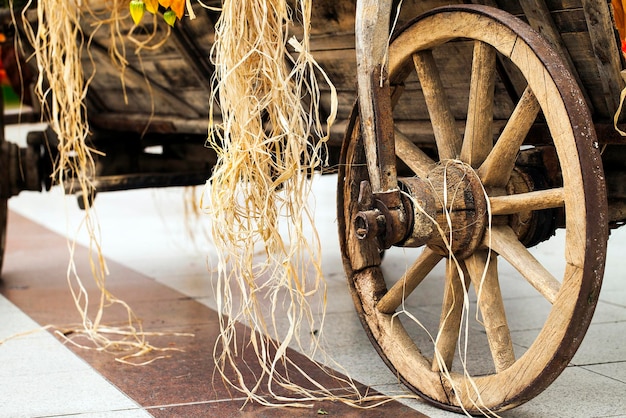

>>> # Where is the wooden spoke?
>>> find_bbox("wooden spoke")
[489,187,565,215]
[413,50,462,160]
[478,87,541,187]
[377,247,443,314]
[486,226,560,304]
[465,250,515,372]
[395,128,436,178]
[432,260,470,372]
[461,41,496,168]
[390,83,406,107]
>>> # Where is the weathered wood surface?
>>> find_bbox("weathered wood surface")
[62,0,623,145]
[77,2,217,135]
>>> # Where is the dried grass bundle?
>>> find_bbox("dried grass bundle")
[202,0,389,407]
[16,0,184,363]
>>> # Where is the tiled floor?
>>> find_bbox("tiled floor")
[1,122,625,417]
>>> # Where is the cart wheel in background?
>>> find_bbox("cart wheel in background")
[0,198,6,274]
[0,86,8,275]
[338,5,607,414]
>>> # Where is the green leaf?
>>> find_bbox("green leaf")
[129,0,145,25]
[163,9,177,27]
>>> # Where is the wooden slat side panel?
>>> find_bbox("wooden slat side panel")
[494,1,624,121]
[581,0,625,119]
[79,5,215,123]
[518,1,594,114]
[499,0,612,13]
[68,0,624,138]
[561,32,612,118]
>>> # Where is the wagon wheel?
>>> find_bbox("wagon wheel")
[338,5,607,414]
[0,87,8,274]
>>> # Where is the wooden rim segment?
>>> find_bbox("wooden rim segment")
[0,199,6,274]
[338,5,607,413]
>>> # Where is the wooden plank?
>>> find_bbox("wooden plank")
[482,2,622,121]
[581,0,625,118]
[87,113,209,135]
[518,0,594,113]
[561,32,611,117]
[308,0,357,35]
[550,7,590,33]
[545,0,600,10]
[498,0,596,13]
[354,0,396,192]
[83,45,206,118]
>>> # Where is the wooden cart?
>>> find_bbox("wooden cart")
[1,0,625,414]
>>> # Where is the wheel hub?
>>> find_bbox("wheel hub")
[0,135,47,200]
[506,165,559,247]
[355,160,488,259]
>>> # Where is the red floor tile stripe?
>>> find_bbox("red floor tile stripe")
[1,211,428,417]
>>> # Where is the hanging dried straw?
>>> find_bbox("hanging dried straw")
[202,1,514,414]
[16,0,191,364]
[202,0,397,407]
